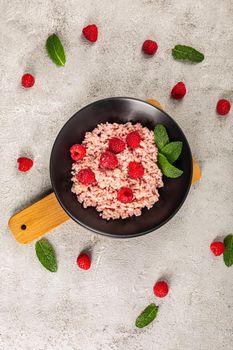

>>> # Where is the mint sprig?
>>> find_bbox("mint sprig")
[162,141,183,164]
[35,239,57,272]
[223,234,233,267]
[154,124,183,178]
[154,124,169,150]
[158,153,183,178]
[46,34,66,66]
[135,303,158,328]
[172,45,204,63]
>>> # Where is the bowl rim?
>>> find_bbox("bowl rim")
[50,96,193,238]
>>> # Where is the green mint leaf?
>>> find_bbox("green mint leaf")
[158,153,183,178]
[172,45,204,63]
[136,303,158,328]
[35,239,57,272]
[46,34,66,66]
[223,234,233,267]
[154,124,169,150]
[161,141,183,164]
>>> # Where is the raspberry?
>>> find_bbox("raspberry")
[142,40,158,56]
[171,82,186,99]
[210,241,225,256]
[99,150,118,169]
[153,281,169,298]
[17,157,33,172]
[128,161,144,179]
[77,253,91,270]
[108,137,125,154]
[82,24,98,43]
[76,168,96,185]
[126,131,141,148]
[117,187,133,203]
[21,73,35,88]
[70,144,86,161]
[216,99,231,116]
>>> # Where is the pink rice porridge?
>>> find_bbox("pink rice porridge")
[71,122,163,220]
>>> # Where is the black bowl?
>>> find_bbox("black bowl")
[50,97,192,238]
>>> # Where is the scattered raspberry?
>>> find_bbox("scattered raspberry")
[76,168,96,185]
[153,281,169,298]
[171,82,186,99]
[108,137,126,154]
[70,144,86,161]
[128,161,144,179]
[117,187,133,203]
[216,99,231,116]
[142,40,158,56]
[210,241,225,256]
[77,253,91,270]
[126,131,141,148]
[82,24,98,42]
[17,157,33,172]
[21,73,35,88]
[99,150,118,169]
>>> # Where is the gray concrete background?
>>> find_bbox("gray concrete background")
[1,0,233,349]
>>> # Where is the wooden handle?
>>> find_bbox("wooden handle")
[8,192,70,244]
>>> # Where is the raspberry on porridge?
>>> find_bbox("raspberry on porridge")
[71,122,163,220]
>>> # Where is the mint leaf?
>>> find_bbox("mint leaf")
[154,124,169,150]
[172,45,204,63]
[223,234,233,267]
[46,34,66,66]
[35,239,57,272]
[136,304,158,328]
[158,153,183,178]
[154,124,183,177]
[161,141,183,164]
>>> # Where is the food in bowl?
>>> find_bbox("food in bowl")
[71,122,163,220]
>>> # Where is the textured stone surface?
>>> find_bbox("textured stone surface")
[1,0,233,349]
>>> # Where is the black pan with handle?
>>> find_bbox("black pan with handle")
[50,97,192,238]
